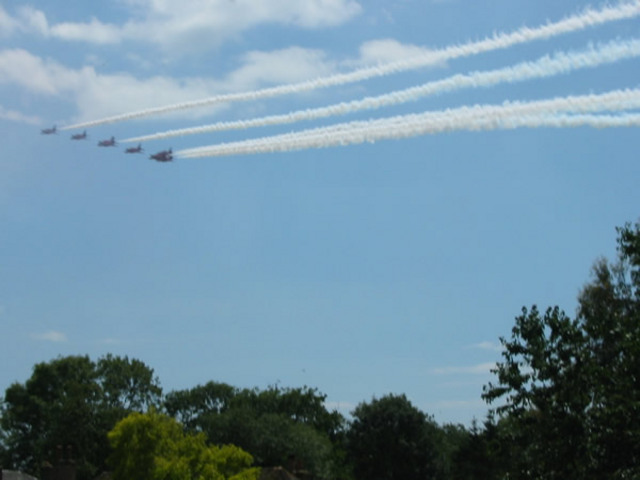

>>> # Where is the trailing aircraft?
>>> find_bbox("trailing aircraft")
[71,131,87,140]
[150,148,173,162]
[125,144,143,154]
[98,136,116,147]
[41,125,57,135]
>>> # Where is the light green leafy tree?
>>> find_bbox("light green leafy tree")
[108,410,260,480]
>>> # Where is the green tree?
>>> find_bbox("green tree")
[483,221,640,479]
[448,418,507,480]
[203,409,333,477]
[165,384,345,478]
[108,410,259,480]
[230,385,344,439]
[164,382,238,430]
[0,354,162,479]
[346,394,438,480]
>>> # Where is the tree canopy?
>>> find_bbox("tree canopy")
[483,221,640,479]
[108,410,259,480]
[346,394,439,480]
[166,384,344,478]
[0,354,162,479]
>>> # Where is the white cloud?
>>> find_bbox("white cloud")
[16,6,49,36]
[0,6,18,36]
[430,362,496,375]
[32,331,68,342]
[0,46,339,122]
[469,341,502,352]
[280,0,363,28]
[0,49,85,95]
[2,0,362,52]
[227,47,336,90]
[50,18,122,45]
[353,39,446,67]
[0,105,42,125]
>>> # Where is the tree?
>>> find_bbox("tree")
[164,382,238,430]
[483,221,640,479]
[346,394,438,480]
[165,384,345,478]
[576,222,640,478]
[202,409,334,478]
[0,354,162,479]
[230,385,345,440]
[448,418,508,480]
[108,410,259,480]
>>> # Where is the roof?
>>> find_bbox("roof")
[258,467,299,480]
[2,470,39,480]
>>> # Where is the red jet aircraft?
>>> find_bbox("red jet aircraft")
[150,148,173,162]
[125,144,143,154]
[98,136,116,147]
[71,131,87,140]
[41,125,57,135]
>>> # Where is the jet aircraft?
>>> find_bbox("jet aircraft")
[98,136,116,147]
[41,125,57,135]
[125,144,143,154]
[71,131,87,140]
[150,148,173,162]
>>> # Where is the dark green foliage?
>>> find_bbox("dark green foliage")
[483,221,640,479]
[164,384,345,478]
[0,355,162,479]
[164,381,238,429]
[449,419,505,480]
[230,385,345,440]
[346,394,438,480]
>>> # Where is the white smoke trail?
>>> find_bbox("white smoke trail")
[499,112,640,129]
[63,0,640,131]
[124,38,640,143]
[175,89,640,158]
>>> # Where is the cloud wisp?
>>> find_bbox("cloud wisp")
[430,363,496,375]
[3,1,362,48]
[0,46,345,124]
[469,341,503,352]
[31,331,68,342]
[0,105,41,125]
[62,0,640,130]
[123,38,640,143]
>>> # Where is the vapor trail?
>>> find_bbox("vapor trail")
[63,0,640,131]
[175,89,640,158]
[124,39,640,143]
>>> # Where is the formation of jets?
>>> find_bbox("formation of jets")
[40,126,172,162]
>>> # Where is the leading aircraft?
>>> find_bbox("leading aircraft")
[41,125,57,135]
[71,131,87,140]
[150,148,173,162]
[125,144,143,154]
[98,136,116,147]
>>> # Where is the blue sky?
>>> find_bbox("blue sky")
[1,0,639,425]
